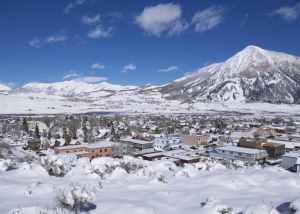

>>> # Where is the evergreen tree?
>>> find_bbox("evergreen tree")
[64,134,71,145]
[35,124,40,138]
[22,118,29,133]
[155,127,161,134]
[47,129,52,140]
[63,126,67,138]
[82,125,88,143]
[72,127,77,139]
[110,124,115,136]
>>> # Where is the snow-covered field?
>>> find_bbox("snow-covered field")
[1,91,300,116]
[1,153,300,214]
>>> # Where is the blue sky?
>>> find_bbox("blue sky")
[1,0,300,88]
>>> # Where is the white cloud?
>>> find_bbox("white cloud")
[122,63,136,73]
[62,70,80,79]
[107,12,123,19]
[241,14,249,27]
[192,6,225,32]
[62,70,107,83]
[91,63,105,69]
[0,81,16,88]
[82,14,100,25]
[73,76,107,83]
[158,66,178,72]
[87,25,114,38]
[28,38,41,48]
[45,33,67,44]
[269,3,300,21]
[135,3,188,36]
[63,0,86,14]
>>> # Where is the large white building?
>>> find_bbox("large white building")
[281,152,300,172]
[154,135,183,151]
[210,146,268,163]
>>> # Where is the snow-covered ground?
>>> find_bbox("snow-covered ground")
[0,154,300,214]
[1,90,300,116]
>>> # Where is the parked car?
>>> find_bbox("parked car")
[22,146,28,150]
[38,153,47,157]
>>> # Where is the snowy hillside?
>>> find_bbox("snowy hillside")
[0,84,11,91]
[22,81,138,96]
[160,45,300,103]
[1,154,300,214]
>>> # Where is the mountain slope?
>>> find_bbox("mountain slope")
[22,81,138,96]
[0,84,11,91]
[160,45,300,103]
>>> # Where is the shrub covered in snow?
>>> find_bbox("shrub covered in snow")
[119,156,148,174]
[199,197,234,214]
[36,154,76,176]
[289,198,300,214]
[54,182,96,213]
[0,158,16,171]
[156,172,168,184]
[242,204,279,214]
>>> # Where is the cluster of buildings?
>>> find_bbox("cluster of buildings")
[1,114,300,172]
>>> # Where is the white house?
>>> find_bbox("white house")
[281,152,300,172]
[154,135,183,151]
[210,146,268,163]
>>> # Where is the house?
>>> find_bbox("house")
[27,138,41,150]
[154,135,183,151]
[141,151,199,167]
[258,127,275,138]
[180,133,208,146]
[262,142,285,159]
[119,138,154,154]
[237,137,262,149]
[281,152,300,172]
[290,134,300,141]
[27,121,48,131]
[54,141,115,159]
[210,146,268,164]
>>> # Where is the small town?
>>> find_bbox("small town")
[1,113,299,173]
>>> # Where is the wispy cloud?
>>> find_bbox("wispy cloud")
[0,81,16,89]
[122,63,136,73]
[107,11,123,19]
[73,76,107,83]
[62,70,80,79]
[192,6,225,32]
[62,70,107,83]
[63,0,86,14]
[82,14,100,25]
[269,2,300,21]
[241,14,249,27]
[91,63,105,69]
[158,66,178,72]
[45,32,67,44]
[87,25,114,38]
[28,38,41,48]
[135,3,189,37]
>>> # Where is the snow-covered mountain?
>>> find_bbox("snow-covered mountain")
[22,81,138,96]
[159,45,300,103]
[0,84,11,91]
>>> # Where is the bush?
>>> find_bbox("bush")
[54,183,96,213]
[156,172,168,184]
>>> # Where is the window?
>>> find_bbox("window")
[100,150,102,152]
[230,152,233,154]
[66,151,69,153]
[80,149,83,152]
[222,150,225,153]
[105,149,107,152]
[238,153,242,156]
[73,150,77,152]
[247,154,251,157]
